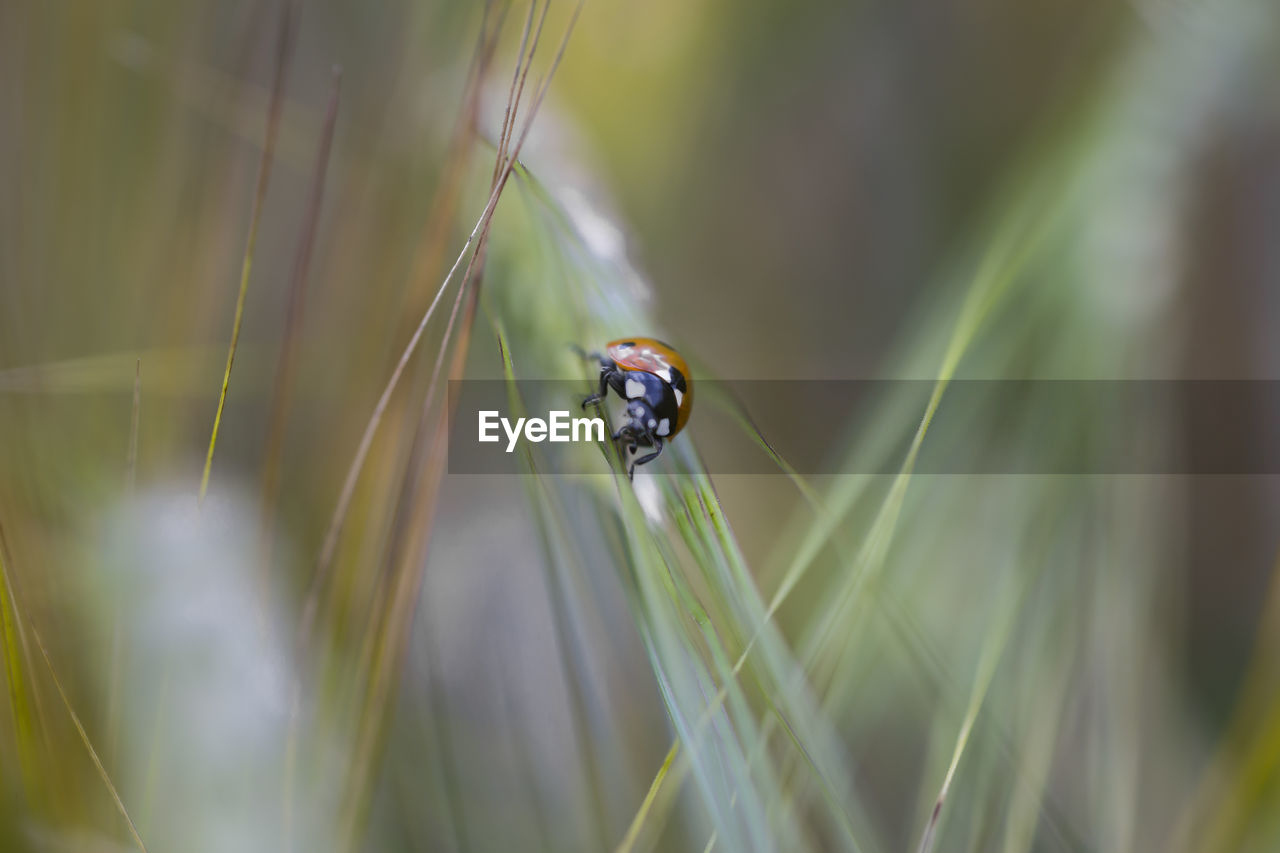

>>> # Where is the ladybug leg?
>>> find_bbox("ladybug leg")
[570,343,605,363]
[612,399,662,478]
[614,428,641,480]
[612,424,643,464]
[576,344,613,408]
[632,437,665,468]
[582,365,614,409]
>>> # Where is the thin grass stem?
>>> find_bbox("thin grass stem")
[198,0,298,505]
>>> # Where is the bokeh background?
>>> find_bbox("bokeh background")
[1,0,1279,851]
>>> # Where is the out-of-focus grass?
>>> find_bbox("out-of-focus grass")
[1,0,1279,852]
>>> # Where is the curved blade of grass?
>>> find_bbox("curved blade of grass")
[259,64,342,544]
[32,626,148,852]
[614,36,1120,850]
[616,740,681,853]
[914,575,1022,853]
[0,522,38,796]
[302,0,585,650]
[492,167,871,853]
[329,8,588,845]
[283,6,506,845]
[198,0,298,505]
[1179,548,1280,852]
[493,319,614,850]
[1,520,147,851]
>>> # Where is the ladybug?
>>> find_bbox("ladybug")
[581,338,693,472]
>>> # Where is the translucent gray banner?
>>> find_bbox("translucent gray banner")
[447,380,1280,475]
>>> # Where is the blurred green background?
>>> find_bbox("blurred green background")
[2,0,1279,851]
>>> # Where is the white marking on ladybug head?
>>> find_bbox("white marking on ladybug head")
[654,367,672,383]
[625,378,645,399]
[657,418,671,436]
[672,388,683,406]
[647,418,656,429]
